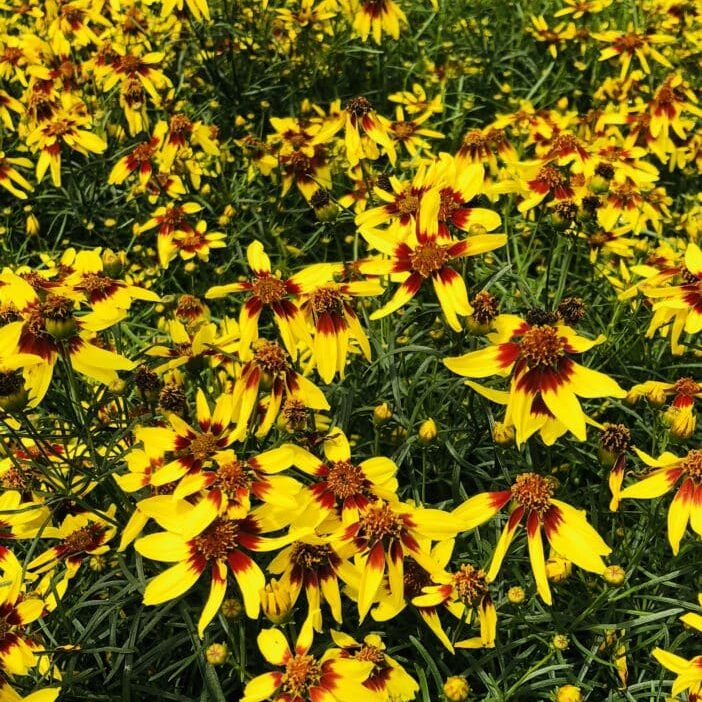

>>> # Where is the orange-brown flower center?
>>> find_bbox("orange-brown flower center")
[281,654,322,697]
[253,340,290,375]
[64,524,102,554]
[188,432,218,461]
[358,502,404,545]
[673,377,700,397]
[614,32,645,53]
[326,460,366,499]
[397,192,419,216]
[519,325,565,367]
[42,295,74,322]
[346,96,372,118]
[511,472,554,515]
[214,460,252,496]
[309,286,344,317]
[192,518,239,560]
[404,560,432,598]
[290,542,333,569]
[170,114,193,136]
[537,165,565,189]
[409,241,449,278]
[392,121,416,139]
[281,398,308,430]
[682,450,702,483]
[252,275,286,304]
[438,190,461,222]
[354,644,386,668]
[452,563,488,606]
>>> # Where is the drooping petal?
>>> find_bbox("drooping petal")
[197,560,228,637]
[526,512,551,605]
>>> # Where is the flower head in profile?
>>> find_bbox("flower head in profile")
[453,472,611,604]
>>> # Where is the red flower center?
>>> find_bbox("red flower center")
[519,325,565,367]
[409,241,449,278]
[511,473,554,515]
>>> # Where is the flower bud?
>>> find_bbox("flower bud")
[602,565,626,586]
[26,213,40,237]
[418,418,438,444]
[102,249,125,277]
[373,402,392,425]
[310,190,339,222]
[205,643,228,666]
[664,405,696,440]
[546,553,572,583]
[0,371,28,412]
[260,579,292,624]
[556,685,582,702]
[552,634,569,651]
[443,676,470,701]
[507,586,525,604]
[220,598,243,620]
[492,421,515,446]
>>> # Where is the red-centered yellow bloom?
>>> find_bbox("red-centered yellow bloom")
[360,216,504,332]
[138,389,236,488]
[516,162,574,213]
[642,243,702,355]
[0,287,135,406]
[456,127,516,174]
[389,83,442,116]
[329,631,419,700]
[553,0,612,18]
[389,106,443,157]
[289,429,398,527]
[171,445,301,515]
[592,25,674,79]
[0,553,47,676]
[159,113,219,172]
[618,447,702,555]
[25,99,106,187]
[444,314,626,445]
[653,647,702,699]
[453,473,611,604]
[649,74,702,145]
[341,96,396,167]
[205,241,334,360]
[107,124,166,187]
[299,278,381,384]
[231,340,329,440]
[145,319,234,373]
[268,534,358,629]
[99,48,171,103]
[173,220,226,263]
[413,563,497,650]
[528,16,576,59]
[341,0,407,45]
[27,506,117,580]
[0,153,32,199]
[59,249,159,331]
[139,202,203,268]
[340,498,457,621]
[371,539,454,649]
[242,625,382,702]
[135,491,295,636]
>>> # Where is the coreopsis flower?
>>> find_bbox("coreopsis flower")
[516,162,574,213]
[0,557,47,676]
[341,96,396,167]
[59,249,160,330]
[453,472,612,604]
[173,219,226,263]
[268,534,357,628]
[137,389,236,487]
[592,25,674,78]
[27,506,118,580]
[553,0,612,18]
[598,423,632,511]
[288,428,399,526]
[360,213,505,332]
[342,0,407,45]
[159,114,219,172]
[629,377,702,439]
[145,319,234,373]
[298,278,382,384]
[528,16,576,59]
[388,83,443,116]
[648,74,702,145]
[444,314,626,445]
[371,539,455,649]
[107,124,167,187]
[389,106,443,157]
[230,339,329,439]
[641,243,702,355]
[0,153,32,199]
[205,241,334,360]
[25,98,107,187]
[413,562,497,650]
[617,447,702,555]
[456,127,516,174]
[340,498,457,620]
[242,625,382,702]
[99,48,172,104]
[329,631,419,700]
[170,445,302,515]
[135,491,296,636]
[0,286,135,406]
[139,202,203,267]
